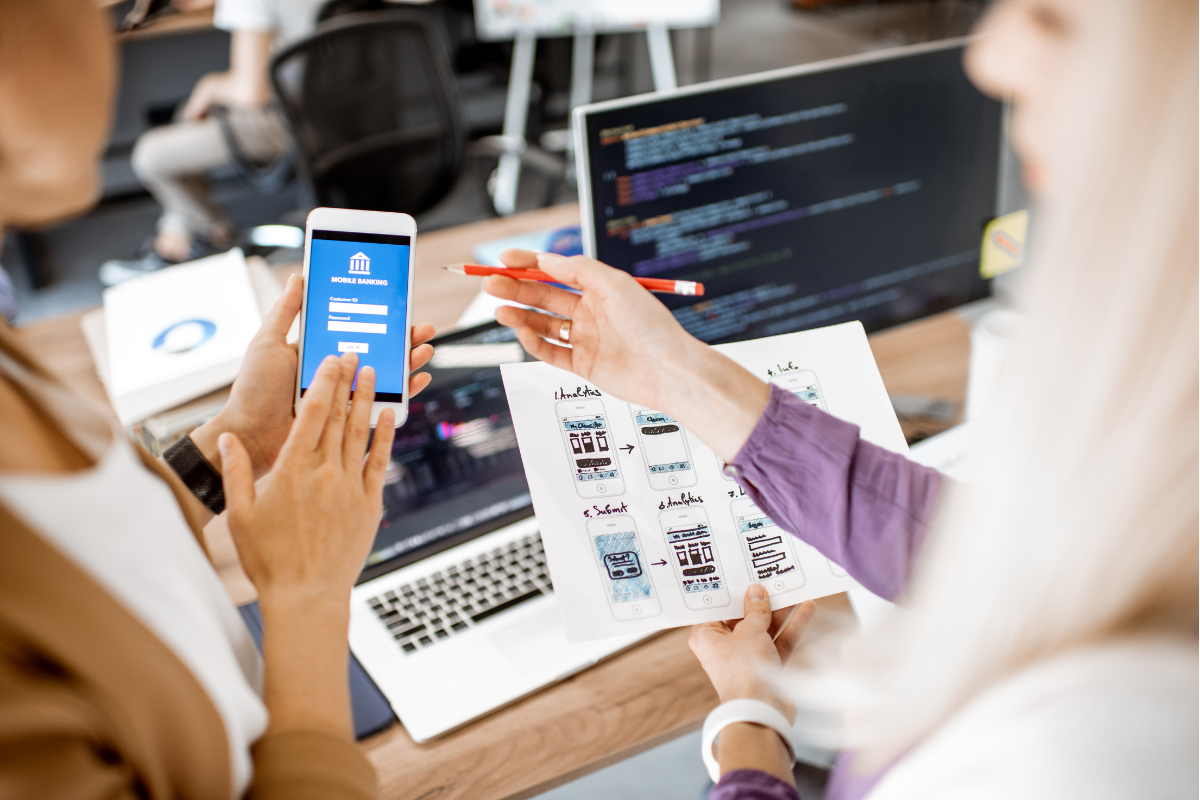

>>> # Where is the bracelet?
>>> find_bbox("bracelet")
[701,698,796,783]
[163,434,225,515]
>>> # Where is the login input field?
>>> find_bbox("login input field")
[329,301,388,315]
[329,320,387,334]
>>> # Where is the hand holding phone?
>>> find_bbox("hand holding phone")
[295,207,418,427]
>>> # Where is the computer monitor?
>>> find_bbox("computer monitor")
[574,39,1003,343]
[358,322,536,583]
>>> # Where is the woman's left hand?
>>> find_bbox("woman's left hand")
[190,273,435,480]
[690,584,817,721]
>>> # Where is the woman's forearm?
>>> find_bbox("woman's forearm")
[258,591,354,738]
[659,340,771,464]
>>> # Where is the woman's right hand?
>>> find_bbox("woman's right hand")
[485,249,771,462]
[484,249,700,413]
[219,351,392,604]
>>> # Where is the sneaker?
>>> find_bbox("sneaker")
[98,250,173,287]
[99,234,228,287]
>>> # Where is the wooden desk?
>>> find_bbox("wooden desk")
[13,203,970,800]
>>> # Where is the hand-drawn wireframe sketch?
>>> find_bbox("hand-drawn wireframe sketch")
[729,497,807,595]
[770,369,827,411]
[556,398,625,498]
[586,516,662,620]
[629,406,698,490]
[827,559,849,578]
[659,506,731,609]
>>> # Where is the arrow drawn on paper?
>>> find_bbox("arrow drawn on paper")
[620,444,635,454]
[651,559,667,567]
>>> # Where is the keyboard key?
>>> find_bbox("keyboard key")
[418,636,432,646]
[402,642,418,653]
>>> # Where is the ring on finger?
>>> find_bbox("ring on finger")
[558,319,572,343]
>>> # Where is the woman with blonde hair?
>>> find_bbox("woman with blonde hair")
[485,0,1198,796]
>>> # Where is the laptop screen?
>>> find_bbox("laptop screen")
[359,323,535,582]
[577,41,1003,342]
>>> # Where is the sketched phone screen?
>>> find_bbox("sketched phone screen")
[736,513,801,581]
[562,414,616,481]
[593,531,652,603]
[635,411,691,473]
[666,523,723,593]
[301,230,411,401]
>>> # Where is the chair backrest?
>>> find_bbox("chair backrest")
[270,10,466,215]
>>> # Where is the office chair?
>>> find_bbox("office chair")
[270,10,466,215]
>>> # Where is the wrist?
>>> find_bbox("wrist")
[188,417,225,475]
[663,342,770,463]
[718,681,794,722]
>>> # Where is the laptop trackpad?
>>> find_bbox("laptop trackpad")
[489,605,581,675]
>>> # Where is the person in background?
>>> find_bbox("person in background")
[485,0,1197,797]
[0,2,437,796]
[100,0,327,286]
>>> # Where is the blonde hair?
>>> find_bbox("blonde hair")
[812,0,1197,769]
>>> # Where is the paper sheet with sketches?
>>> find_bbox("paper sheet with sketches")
[500,321,909,641]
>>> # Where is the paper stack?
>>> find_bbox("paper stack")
[84,249,271,426]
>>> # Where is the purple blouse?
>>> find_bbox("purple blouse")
[710,384,943,800]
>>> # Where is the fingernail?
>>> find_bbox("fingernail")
[537,252,566,266]
[748,584,767,601]
[285,273,296,287]
[218,433,231,456]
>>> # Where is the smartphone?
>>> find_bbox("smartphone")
[630,406,697,490]
[729,497,806,595]
[295,207,416,427]
[770,369,826,411]
[556,399,625,498]
[659,506,730,609]
[587,516,661,620]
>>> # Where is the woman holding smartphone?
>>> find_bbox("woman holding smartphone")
[0,2,434,797]
[486,0,1197,796]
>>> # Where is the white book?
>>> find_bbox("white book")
[101,249,263,425]
[500,321,908,641]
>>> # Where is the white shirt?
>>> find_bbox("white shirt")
[869,639,1198,800]
[214,0,329,51]
[0,351,267,799]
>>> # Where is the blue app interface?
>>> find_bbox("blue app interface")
[301,230,411,400]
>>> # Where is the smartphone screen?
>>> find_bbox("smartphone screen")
[665,521,725,594]
[592,529,653,604]
[732,504,805,591]
[561,415,616,480]
[300,230,412,401]
[633,410,696,488]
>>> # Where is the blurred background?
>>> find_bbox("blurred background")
[1,0,988,325]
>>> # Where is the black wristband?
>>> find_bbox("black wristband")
[163,434,225,515]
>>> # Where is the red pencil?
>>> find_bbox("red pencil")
[441,264,704,297]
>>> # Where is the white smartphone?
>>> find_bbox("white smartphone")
[630,406,697,490]
[556,398,625,498]
[586,516,661,620]
[659,506,730,609]
[729,497,806,595]
[294,207,416,428]
[770,369,826,411]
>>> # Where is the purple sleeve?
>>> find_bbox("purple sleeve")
[710,770,802,800]
[728,384,941,601]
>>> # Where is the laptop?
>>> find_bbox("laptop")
[573,38,1005,344]
[348,322,646,743]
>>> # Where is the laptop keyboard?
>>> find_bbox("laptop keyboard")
[366,533,553,655]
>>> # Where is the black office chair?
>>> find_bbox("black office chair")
[270,10,466,215]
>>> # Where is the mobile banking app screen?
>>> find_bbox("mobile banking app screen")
[301,230,411,401]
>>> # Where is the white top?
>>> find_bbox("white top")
[0,351,267,799]
[869,638,1198,800]
[214,0,329,51]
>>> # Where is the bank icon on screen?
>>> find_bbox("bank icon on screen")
[349,252,371,274]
